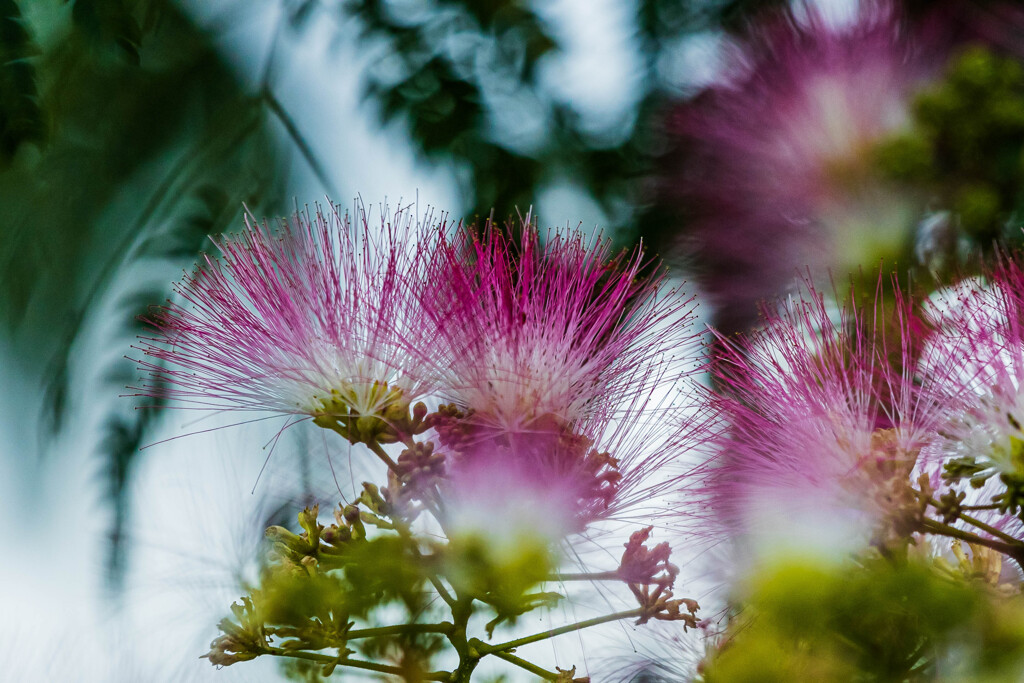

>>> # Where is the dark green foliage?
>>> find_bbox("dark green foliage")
[0,0,44,164]
[711,0,792,33]
[345,0,743,235]
[67,0,147,63]
[98,412,153,580]
[346,0,555,220]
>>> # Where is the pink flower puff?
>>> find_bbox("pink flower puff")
[133,202,443,425]
[695,284,954,561]
[421,217,700,441]
[660,0,945,332]
[420,217,705,544]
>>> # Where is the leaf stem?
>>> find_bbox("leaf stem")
[954,511,1021,546]
[926,496,1023,546]
[488,649,560,680]
[388,507,458,609]
[365,439,402,475]
[261,89,341,198]
[475,608,643,654]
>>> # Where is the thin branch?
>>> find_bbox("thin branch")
[386,498,458,609]
[475,608,643,653]
[262,646,449,680]
[427,574,459,609]
[926,496,1023,547]
[921,519,1021,558]
[952,511,1022,547]
[365,439,402,475]
[347,622,454,640]
[488,649,559,680]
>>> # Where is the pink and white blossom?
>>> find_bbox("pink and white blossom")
[694,285,953,559]
[422,218,699,440]
[133,202,441,423]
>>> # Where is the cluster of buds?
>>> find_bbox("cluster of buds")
[389,441,446,509]
[619,527,698,628]
[203,597,267,667]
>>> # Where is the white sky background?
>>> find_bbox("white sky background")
[0,0,809,679]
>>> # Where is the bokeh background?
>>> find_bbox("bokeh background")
[7,0,1024,680]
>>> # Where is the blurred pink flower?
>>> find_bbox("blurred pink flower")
[660,1,944,332]
[133,202,441,423]
[441,420,621,548]
[693,284,952,560]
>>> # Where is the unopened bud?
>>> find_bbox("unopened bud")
[412,401,428,425]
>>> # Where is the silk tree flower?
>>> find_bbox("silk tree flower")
[694,285,953,563]
[437,374,704,600]
[421,217,699,441]
[917,259,1024,536]
[133,202,440,431]
[418,217,703,564]
[658,1,944,332]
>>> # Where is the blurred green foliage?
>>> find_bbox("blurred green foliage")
[700,560,1024,682]
[0,0,43,162]
[0,0,286,580]
[343,0,779,231]
[875,46,1024,245]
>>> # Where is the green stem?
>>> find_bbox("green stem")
[366,440,402,475]
[955,511,1022,546]
[263,646,449,680]
[261,90,340,198]
[449,598,479,683]
[428,574,458,609]
[475,608,643,654]
[488,650,559,680]
[921,519,1021,558]
[389,515,458,609]
[926,496,1024,546]
[347,623,453,640]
